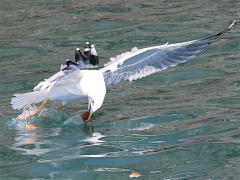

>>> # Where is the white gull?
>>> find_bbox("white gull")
[11,21,236,121]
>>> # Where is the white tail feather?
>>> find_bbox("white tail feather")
[11,90,48,110]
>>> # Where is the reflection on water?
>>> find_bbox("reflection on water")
[0,0,240,179]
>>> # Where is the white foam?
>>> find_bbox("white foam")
[129,123,154,131]
[83,132,105,144]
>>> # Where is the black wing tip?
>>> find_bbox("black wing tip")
[201,20,237,44]
[216,20,237,37]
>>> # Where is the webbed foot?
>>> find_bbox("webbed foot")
[18,98,51,120]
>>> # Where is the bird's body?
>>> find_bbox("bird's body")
[12,69,106,119]
[11,21,236,121]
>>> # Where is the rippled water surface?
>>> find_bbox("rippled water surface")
[0,0,240,179]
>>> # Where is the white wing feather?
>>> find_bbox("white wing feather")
[101,21,236,86]
[33,70,66,91]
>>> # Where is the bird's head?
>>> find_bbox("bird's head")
[88,98,102,115]
[81,95,105,122]
[80,71,106,122]
[80,100,98,122]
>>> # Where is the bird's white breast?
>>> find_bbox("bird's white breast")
[80,70,106,112]
[47,69,106,107]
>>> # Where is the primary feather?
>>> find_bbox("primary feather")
[102,20,236,86]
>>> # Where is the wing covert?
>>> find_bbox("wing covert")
[102,20,236,86]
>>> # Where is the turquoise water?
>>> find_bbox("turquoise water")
[0,0,240,179]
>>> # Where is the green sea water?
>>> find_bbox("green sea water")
[0,0,240,179]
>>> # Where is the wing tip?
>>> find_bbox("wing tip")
[229,20,237,29]
[217,20,237,36]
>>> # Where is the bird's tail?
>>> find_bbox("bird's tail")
[11,90,48,110]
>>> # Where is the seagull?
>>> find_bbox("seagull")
[11,21,236,122]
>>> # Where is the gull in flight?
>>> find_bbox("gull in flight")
[11,21,236,122]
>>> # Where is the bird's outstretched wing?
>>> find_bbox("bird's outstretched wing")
[33,64,80,91]
[53,69,87,96]
[33,71,65,91]
[102,20,236,86]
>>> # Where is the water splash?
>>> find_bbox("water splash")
[17,105,38,120]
